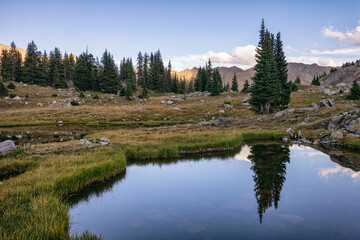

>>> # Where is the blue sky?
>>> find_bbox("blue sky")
[1,0,359,70]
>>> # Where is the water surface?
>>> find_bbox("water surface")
[69,143,360,240]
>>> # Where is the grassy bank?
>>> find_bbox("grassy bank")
[0,128,286,240]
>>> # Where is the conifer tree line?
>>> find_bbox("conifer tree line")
[194,59,223,96]
[249,19,291,113]
[0,41,199,98]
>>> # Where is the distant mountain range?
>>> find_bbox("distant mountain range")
[173,63,334,86]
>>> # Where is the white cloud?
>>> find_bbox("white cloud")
[322,21,360,46]
[286,56,339,67]
[171,45,256,71]
[322,26,346,40]
[306,47,360,55]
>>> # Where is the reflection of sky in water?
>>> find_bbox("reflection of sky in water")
[70,143,360,240]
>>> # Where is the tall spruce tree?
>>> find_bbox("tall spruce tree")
[231,73,239,92]
[40,50,49,85]
[249,20,281,113]
[74,51,96,91]
[7,42,22,82]
[136,52,144,86]
[347,80,360,100]
[274,32,290,107]
[187,79,194,93]
[242,80,250,93]
[211,68,222,96]
[165,61,172,91]
[99,50,119,94]
[0,81,8,96]
[23,40,43,85]
[120,58,136,91]
[143,52,150,88]
[49,47,67,88]
[0,48,11,81]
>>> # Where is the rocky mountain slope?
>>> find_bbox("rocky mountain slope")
[320,64,360,87]
[174,63,333,87]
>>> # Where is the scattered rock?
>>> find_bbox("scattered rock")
[223,104,233,109]
[173,107,181,111]
[218,117,231,123]
[79,139,91,145]
[273,109,295,119]
[160,100,166,104]
[166,100,174,105]
[218,110,225,113]
[331,131,343,139]
[327,90,338,96]
[0,140,17,156]
[99,137,111,145]
[336,83,347,87]
[196,121,217,126]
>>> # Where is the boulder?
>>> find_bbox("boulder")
[0,140,17,156]
[318,99,335,108]
[166,100,174,105]
[99,137,111,145]
[347,118,360,133]
[336,83,347,87]
[331,131,343,139]
[173,107,181,111]
[327,91,338,96]
[273,109,295,119]
[218,117,231,123]
[196,121,217,126]
[79,139,91,145]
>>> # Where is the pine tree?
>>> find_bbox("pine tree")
[74,51,96,91]
[347,80,360,100]
[274,32,291,107]
[294,75,301,84]
[211,69,222,96]
[143,52,150,88]
[0,81,8,96]
[23,40,43,85]
[165,61,172,92]
[311,76,320,86]
[231,73,239,92]
[7,42,23,82]
[172,74,179,93]
[120,58,136,91]
[40,50,49,85]
[53,66,67,89]
[179,79,186,94]
[140,78,149,99]
[204,59,212,92]
[249,20,281,113]
[7,81,15,89]
[125,80,133,100]
[99,50,119,94]
[0,48,11,81]
[49,47,67,88]
[242,80,250,93]
[187,79,194,93]
[194,67,202,91]
[136,52,144,86]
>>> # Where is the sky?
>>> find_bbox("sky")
[1,0,360,70]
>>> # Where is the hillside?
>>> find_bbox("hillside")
[320,64,360,87]
[173,62,333,87]
[0,43,27,59]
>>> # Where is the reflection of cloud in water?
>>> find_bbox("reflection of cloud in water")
[280,214,304,224]
[234,145,251,162]
[290,144,327,159]
[319,166,360,181]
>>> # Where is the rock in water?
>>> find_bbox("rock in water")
[0,140,17,156]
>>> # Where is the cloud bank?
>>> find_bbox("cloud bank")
[322,21,360,46]
[171,21,360,71]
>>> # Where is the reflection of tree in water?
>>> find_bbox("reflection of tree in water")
[248,144,290,223]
